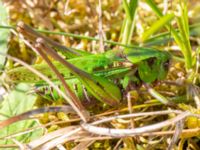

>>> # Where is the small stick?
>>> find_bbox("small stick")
[71,141,94,150]
[27,126,78,149]
[127,92,135,128]
[73,127,200,142]
[93,110,183,125]
[0,106,75,130]
[37,127,82,150]
[167,120,184,150]
[56,144,67,150]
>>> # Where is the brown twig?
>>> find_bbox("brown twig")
[0,106,75,130]
[81,111,192,137]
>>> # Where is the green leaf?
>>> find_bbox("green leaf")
[0,83,43,144]
[0,2,10,69]
[142,13,175,42]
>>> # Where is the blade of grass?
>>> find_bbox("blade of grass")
[145,0,163,17]
[121,0,138,45]
[122,0,132,21]
[176,0,193,69]
[144,22,200,46]
[1,22,200,49]
[141,13,175,42]
[0,24,139,49]
[145,0,192,70]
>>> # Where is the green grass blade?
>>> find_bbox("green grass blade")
[177,16,192,66]
[122,0,132,21]
[145,0,182,45]
[121,0,138,45]
[141,13,175,42]
[0,2,10,69]
[145,0,192,69]
[145,0,163,17]
[0,24,139,48]
[129,0,138,20]
[176,0,192,69]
